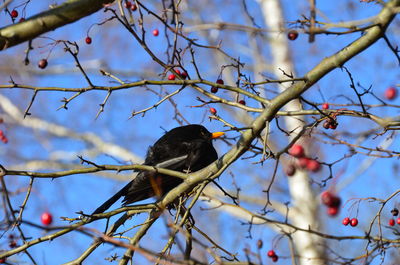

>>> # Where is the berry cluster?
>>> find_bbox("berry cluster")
[322,118,337,130]
[7,234,18,249]
[285,144,321,176]
[167,69,188,81]
[320,105,341,130]
[267,250,279,262]
[210,79,224,93]
[209,78,245,105]
[342,217,358,227]
[388,208,400,226]
[0,211,53,265]
[0,233,19,263]
[321,190,341,216]
[124,1,138,11]
[256,239,278,262]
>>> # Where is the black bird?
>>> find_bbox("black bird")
[92,124,224,214]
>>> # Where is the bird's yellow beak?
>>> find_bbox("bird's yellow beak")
[211,131,225,139]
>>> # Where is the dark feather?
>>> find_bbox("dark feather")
[92,125,219,214]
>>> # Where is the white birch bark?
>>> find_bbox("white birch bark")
[257,0,327,264]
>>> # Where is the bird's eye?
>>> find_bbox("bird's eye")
[201,130,208,137]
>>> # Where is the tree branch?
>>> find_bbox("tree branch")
[0,0,113,50]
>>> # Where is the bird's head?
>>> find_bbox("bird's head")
[171,124,225,141]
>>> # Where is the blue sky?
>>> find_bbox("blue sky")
[1,0,399,264]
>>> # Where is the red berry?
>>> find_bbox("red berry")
[11,10,18,18]
[287,30,298,40]
[211,79,224,93]
[209,107,217,115]
[285,164,296,176]
[397,217,400,224]
[322,103,329,110]
[267,250,275,257]
[238,100,246,105]
[350,218,358,227]
[327,206,339,216]
[124,1,132,8]
[331,196,341,208]
[216,79,224,85]
[289,144,304,158]
[152,29,159,36]
[0,130,3,138]
[41,212,53,226]
[181,71,188,79]
[19,17,25,23]
[9,241,17,248]
[321,191,341,207]
[85,36,92,44]
[271,255,278,262]
[174,69,181,75]
[210,87,218,93]
[131,4,137,11]
[168,74,176,80]
[306,159,321,172]
[38,59,48,69]
[342,217,350,226]
[297,157,309,169]
[385,86,397,100]
[1,136,8,144]
[329,122,337,130]
[0,257,6,263]
[321,191,333,205]
[389,218,395,226]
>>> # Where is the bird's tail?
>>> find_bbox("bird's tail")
[91,181,132,215]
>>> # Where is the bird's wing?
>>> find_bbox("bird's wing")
[92,155,189,214]
[154,154,188,169]
[121,154,189,205]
